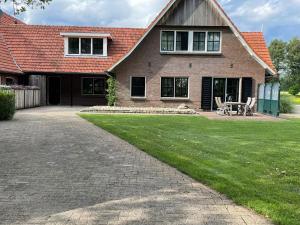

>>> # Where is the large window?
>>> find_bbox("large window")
[67,37,105,56]
[161,31,175,51]
[161,77,189,98]
[160,30,221,53]
[131,77,146,97]
[82,77,105,95]
[207,32,221,52]
[176,31,189,51]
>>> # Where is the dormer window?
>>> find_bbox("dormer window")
[61,32,109,57]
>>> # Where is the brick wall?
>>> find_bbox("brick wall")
[113,26,265,109]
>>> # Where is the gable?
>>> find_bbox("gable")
[158,0,227,27]
[109,0,276,75]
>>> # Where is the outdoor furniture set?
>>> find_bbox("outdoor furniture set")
[215,97,256,116]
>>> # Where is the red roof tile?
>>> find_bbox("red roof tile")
[0,25,145,74]
[242,32,275,72]
[0,34,22,74]
[0,10,25,25]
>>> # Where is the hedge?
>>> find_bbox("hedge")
[0,91,15,120]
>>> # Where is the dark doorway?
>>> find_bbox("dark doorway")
[213,78,226,109]
[48,77,61,105]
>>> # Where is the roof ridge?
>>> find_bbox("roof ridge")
[0,33,23,73]
[0,23,147,30]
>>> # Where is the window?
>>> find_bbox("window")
[176,31,189,51]
[175,78,188,97]
[161,31,174,51]
[161,77,189,98]
[207,32,221,52]
[193,32,206,51]
[81,38,91,54]
[161,77,174,97]
[93,38,103,55]
[82,78,105,95]
[67,37,105,56]
[131,77,146,97]
[94,78,105,95]
[68,38,79,54]
[160,30,221,53]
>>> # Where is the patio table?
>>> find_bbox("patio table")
[225,102,247,116]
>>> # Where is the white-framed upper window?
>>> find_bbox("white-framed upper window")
[67,37,106,56]
[130,76,146,98]
[62,32,109,57]
[160,30,222,54]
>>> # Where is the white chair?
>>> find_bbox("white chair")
[215,97,228,115]
[241,97,252,115]
[246,97,252,106]
[245,98,256,116]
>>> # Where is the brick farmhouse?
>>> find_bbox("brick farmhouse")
[0,0,276,110]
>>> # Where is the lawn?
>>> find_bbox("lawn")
[281,92,300,105]
[80,114,300,225]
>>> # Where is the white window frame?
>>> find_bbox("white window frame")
[81,77,106,96]
[160,76,190,100]
[160,30,222,54]
[64,37,108,57]
[130,76,147,99]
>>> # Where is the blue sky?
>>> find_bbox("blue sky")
[1,0,300,43]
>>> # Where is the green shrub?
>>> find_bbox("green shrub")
[106,76,117,106]
[0,91,15,120]
[288,84,300,96]
[280,96,294,113]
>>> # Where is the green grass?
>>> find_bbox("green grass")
[281,92,300,105]
[80,114,300,225]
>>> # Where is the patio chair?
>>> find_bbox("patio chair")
[215,97,228,115]
[245,98,256,116]
[240,97,252,115]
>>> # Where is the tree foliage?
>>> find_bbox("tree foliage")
[0,0,52,14]
[269,39,286,72]
[269,38,300,91]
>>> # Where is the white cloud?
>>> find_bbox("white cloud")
[1,0,167,28]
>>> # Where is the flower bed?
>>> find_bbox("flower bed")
[81,106,197,115]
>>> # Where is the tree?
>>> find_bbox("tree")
[269,39,286,72]
[0,0,52,14]
[269,38,300,91]
[286,38,300,75]
[286,38,300,90]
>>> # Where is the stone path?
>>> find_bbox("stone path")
[0,107,272,225]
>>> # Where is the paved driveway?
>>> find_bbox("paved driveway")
[0,107,272,225]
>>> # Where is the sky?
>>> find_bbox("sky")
[1,0,300,44]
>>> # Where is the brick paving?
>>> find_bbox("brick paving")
[0,107,272,225]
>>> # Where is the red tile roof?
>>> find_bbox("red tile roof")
[0,25,145,74]
[242,32,275,71]
[0,10,25,25]
[0,4,275,75]
[0,34,22,74]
